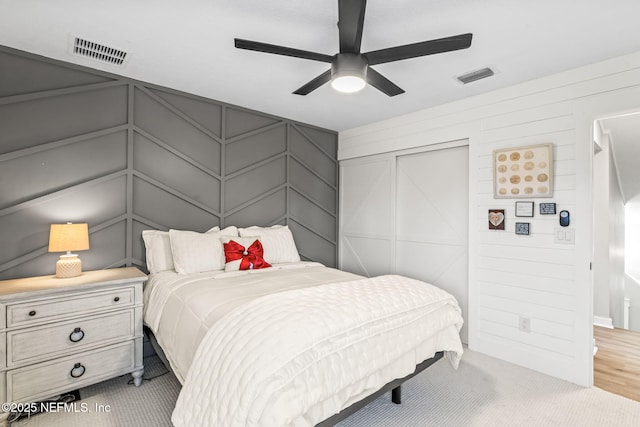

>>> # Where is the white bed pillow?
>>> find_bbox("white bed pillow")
[220,236,271,272]
[142,226,225,274]
[238,225,300,264]
[169,226,238,274]
[142,230,174,274]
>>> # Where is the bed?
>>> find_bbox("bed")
[142,224,464,426]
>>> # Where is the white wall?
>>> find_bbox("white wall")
[338,50,640,386]
[608,148,626,328]
[625,203,640,330]
[626,206,640,279]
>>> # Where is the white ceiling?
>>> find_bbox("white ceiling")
[2,0,640,131]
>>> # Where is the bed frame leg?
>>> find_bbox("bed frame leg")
[391,385,401,404]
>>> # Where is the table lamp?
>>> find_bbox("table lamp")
[48,222,90,278]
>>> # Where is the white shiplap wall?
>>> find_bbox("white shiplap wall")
[338,50,640,386]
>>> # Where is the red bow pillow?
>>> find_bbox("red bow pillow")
[222,237,272,271]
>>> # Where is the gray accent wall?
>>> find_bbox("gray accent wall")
[0,46,338,280]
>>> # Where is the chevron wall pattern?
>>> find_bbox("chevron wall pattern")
[0,46,338,280]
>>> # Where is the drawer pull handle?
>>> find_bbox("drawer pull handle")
[69,327,85,343]
[28,310,36,317]
[113,296,120,302]
[70,363,86,378]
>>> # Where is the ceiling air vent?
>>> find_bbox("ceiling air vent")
[456,67,494,84]
[72,37,128,66]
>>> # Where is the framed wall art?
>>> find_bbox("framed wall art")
[539,202,557,215]
[488,209,505,230]
[515,201,534,217]
[515,222,530,235]
[493,143,553,199]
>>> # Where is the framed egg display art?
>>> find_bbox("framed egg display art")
[493,143,553,199]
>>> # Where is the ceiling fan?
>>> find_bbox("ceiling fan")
[234,0,472,96]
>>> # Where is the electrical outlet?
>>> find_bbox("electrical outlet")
[519,316,531,333]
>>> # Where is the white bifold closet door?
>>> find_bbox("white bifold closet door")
[395,146,469,342]
[340,143,469,343]
[340,157,396,278]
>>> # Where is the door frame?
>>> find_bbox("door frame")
[573,87,640,387]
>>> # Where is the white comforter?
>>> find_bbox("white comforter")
[170,272,464,427]
[144,262,362,383]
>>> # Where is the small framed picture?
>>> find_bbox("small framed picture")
[488,209,505,230]
[515,222,530,235]
[539,202,557,215]
[515,201,534,217]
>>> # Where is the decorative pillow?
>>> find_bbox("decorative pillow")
[169,226,238,274]
[238,225,300,264]
[220,236,271,272]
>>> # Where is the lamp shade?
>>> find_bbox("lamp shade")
[48,223,90,253]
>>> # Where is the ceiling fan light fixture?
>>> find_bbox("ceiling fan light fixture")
[331,53,368,93]
[331,75,366,93]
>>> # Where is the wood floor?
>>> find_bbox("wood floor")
[594,325,640,401]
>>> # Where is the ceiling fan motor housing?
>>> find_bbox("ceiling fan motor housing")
[331,53,368,80]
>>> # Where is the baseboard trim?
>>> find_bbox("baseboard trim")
[594,316,614,329]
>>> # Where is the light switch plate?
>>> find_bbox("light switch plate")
[555,227,575,244]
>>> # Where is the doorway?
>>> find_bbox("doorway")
[593,113,640,332]
[592,112,640,399]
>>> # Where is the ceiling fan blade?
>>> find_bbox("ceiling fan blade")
[338,0,367,53]
[366,33,473,65]
[235,38,333,63]
[366,68,405,97]
[293,70,332,95]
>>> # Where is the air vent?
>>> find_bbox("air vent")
[72,37,128,66]
[456,67,494,84]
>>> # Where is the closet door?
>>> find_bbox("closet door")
[396,145,469,342]
[340,157,395,277]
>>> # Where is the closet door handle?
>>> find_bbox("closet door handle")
[70,363,86,378]
[69,327,85,343]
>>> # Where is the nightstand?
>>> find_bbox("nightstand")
[0,267,146,423]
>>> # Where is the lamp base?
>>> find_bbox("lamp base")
[56,254,82,278]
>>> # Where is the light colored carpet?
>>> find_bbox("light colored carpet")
[13,355,179,427]
[13,349,640,426]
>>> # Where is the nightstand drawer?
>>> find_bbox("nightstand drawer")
[7,310,135,367]
[6,341,136,403]
[6,287,134,328]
